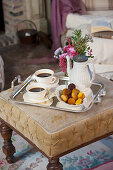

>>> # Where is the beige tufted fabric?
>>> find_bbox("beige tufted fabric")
[0,75,113,157]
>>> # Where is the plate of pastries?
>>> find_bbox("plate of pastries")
[55,83,88,110]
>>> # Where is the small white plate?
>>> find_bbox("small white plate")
[55,85,93,110]
[23,90,55,104]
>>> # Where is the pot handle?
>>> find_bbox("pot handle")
[87,60,95,84]
[16,20,37,31]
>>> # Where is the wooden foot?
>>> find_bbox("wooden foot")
[47,158,63,170]
[0,120,15,163]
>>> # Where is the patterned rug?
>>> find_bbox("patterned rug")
[0,132,113,170]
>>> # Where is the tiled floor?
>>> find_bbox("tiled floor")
[0,43,60,90]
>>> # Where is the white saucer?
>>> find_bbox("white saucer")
[23,90,55,104]
[38,98,53,106]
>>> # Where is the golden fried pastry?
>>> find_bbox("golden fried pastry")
[60,83,85,106]
[62,88,71,95]
[72,88,80,94]
[71,92,78,100]
[68,98,75,105]
[78,92,85,100]
[75,98,82,105]
[60,94,68,102]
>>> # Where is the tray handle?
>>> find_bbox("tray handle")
[11,75,22,90]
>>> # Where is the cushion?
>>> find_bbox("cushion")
[111,20,113,29]
[82,0,113,11]
[66,24,91,37]
[94,64,113,74]
[91,20,113,33]
[66,13,113,30]
[92,31,113,39]
[89,37,113,65]
[87,10,113,18]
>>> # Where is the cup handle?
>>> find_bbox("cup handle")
[31,74,36,81]
[50,76,56,84]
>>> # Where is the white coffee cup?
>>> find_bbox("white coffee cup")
[32,69,56,84]
[26,83,48,99]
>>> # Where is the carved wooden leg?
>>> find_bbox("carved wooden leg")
[0,120,16,163]
[47,158,63,170]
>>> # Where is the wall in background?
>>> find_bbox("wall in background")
[0,0,5,31]
[2,0,49,42]
[45,0,51,34]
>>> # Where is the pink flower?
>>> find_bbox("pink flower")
[88,49,93,57]
[58,45,78,72]
[63,44,72,52]
[78,158,92,166]
[0,160,7,168]
[67,47,78,59]
[87,150,93,155]
[63,45,78,59]
[59,53,67,72]
[66,37,72,44]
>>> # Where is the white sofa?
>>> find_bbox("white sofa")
[61,6,113,74]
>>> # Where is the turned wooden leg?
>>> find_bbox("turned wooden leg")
[47,158,63,170]
[0,120,16,163]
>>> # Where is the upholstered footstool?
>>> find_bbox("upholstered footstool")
[0,75,113,169]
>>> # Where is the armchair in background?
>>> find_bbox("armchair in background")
[51,0,113,74]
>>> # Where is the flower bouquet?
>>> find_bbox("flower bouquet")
[54,29,94,72]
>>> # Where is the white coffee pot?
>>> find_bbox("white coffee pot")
[66,55,95,91]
